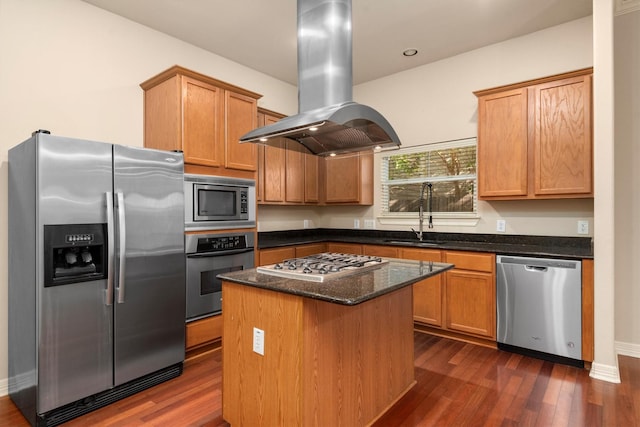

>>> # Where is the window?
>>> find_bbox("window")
[381,138,477,219]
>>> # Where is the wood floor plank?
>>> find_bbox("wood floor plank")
[2,333,640,427]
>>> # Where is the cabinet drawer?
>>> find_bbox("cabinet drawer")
[444,251,494,272]
[362,244,399,258]
[259,247,295,265]
[295,243,326,257]
[400,248,442,262]
[326,242,363,254]
[186,314,223,350]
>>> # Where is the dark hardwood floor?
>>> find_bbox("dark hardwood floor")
[2,332,639,426]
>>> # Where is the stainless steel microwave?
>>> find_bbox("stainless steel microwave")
[184,174,256,230]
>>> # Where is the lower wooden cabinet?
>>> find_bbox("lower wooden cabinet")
[295,243,326,257]
[400,248,443,328]
[326,242,363,254]
[255,243,592,359]
[258,243,327,266]
[443,251,496,340]
[186,314,223,353]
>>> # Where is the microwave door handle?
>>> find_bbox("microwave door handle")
[116,192,126,304]
[187,248,255,258]
[105,192,115,306]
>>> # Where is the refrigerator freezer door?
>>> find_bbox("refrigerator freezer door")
[37,135,114,413]
[112,145,185,385]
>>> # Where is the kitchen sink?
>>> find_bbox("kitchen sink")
[384,239,442,247]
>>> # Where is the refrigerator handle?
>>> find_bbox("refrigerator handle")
[116,192,126,304]
[105,192,115,306]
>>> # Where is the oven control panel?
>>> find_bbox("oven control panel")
[197,235,246,252]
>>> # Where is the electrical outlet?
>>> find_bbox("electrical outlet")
[496,219,506,233]
[253,327,264,356]
[354,219,360,229]
[303,219,310,229]
[364,219,375,229]
[578,220,589,235]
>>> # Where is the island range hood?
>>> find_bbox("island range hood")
[240,0,401,156]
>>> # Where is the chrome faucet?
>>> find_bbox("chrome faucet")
[412,182,433,241]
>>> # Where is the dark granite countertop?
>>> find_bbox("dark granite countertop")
[257,228,593,259]
[218,258,454,305]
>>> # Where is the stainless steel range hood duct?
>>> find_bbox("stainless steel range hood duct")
[240,0,401,156]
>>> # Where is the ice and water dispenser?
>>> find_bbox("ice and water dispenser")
[43,224,107,287]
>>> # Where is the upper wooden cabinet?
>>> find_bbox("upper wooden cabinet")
[140,65,260,179]
[256,109,373,206]
[257,108,319,205]
[475,68,593,200]
[322,152,373,205]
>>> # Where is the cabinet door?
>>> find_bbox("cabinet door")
[477,88,528,198]
[532,74,592,196]
[182,76,224,167]
[262,142,286,202]
[285,141,305,203]
[143,75,182,153]
[445,270,495,339]
[225,91,258,171]
[304,153,319,203]
[324,153,373,204]
[401,248,443,327]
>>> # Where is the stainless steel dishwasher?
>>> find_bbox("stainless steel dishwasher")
[496,255,582,365]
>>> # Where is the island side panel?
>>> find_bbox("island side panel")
[222,281,304,426]
[302,285,415,426]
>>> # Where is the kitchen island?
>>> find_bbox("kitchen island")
[218,257,453,427]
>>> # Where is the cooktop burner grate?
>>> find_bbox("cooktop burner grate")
[256,252,387,282]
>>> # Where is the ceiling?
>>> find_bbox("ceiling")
[82,0,592,86]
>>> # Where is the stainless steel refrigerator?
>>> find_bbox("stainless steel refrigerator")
[8,131,186,426]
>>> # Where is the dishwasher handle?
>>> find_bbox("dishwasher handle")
[525,265,548,272]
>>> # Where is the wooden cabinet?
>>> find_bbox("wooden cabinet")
[322,152,373,205]
[443,251,496,339]
[258,111,286,203]
[326,242,363,254]
[295,243,326,257]
[257,108,318,205]
[362,244,399,258]
[475,68,593,200]
[256,110,372,206]
[401,248,443,328]
[185,314,223,354]
[258,243,327,265]
[258,246,295,266]
[140,65,260,179]
[304,154,320,203]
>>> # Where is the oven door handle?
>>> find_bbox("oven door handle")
[186,248,255,258]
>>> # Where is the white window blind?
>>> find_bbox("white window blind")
[381,137,477,216]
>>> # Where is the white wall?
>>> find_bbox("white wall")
[614,8,640,353]
[258,17,595,236]
[0,0,297,393]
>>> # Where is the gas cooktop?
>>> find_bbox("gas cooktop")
[256,252,388,282]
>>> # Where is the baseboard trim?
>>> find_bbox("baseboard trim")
[616,340,640,358]
[0,378,7,397]
[589,361,621,383]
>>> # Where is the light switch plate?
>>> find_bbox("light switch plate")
[253,327,264,356]
[496,219,506,233]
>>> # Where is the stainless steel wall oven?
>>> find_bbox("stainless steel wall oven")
[185,231,254,321]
